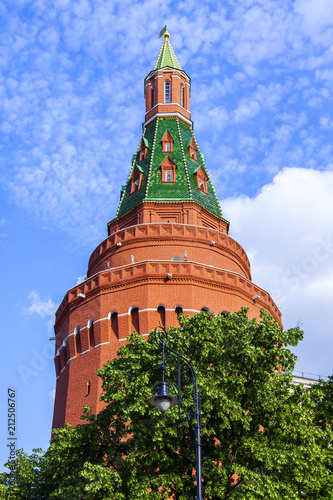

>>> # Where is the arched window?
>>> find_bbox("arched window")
[151,85,155,107]
[131,306,140,334]
[175,305,184,325]
[164,80,170,103]
[88,319,94,347]
[165,171,172,183]
[201,307,210,312]
[86,381,91,396]
[110,311,119,339]
[75,326,81,355]
[180,84,185,107]
[62,342,68,365]
[157,305,166,327]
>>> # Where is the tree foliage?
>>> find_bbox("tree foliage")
[1,309,333,499]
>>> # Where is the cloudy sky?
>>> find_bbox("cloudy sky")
[1,0,333,469]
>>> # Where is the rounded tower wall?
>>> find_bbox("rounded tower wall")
[87,222,251,280]
[52,30,283,431]
[53,268,281,429]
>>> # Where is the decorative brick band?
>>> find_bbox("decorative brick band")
[55,260,278,328]
[88,222,250,277]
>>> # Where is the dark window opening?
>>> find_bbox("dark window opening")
[157,305,166,327]
[76,329,82,354]
[88,319,95,347]
[131,307,140,334]
[111,312,119,339]
[151,85,155,107]
[165,80,170,103]
[86,381,91,396]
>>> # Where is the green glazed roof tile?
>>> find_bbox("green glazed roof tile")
[116,117,223,219]
[155,39,181,70]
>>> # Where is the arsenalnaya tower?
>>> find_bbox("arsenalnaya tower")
[52,31,281,429]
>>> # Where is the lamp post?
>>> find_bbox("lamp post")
[149,326,204,500]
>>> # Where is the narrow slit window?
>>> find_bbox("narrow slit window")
[131,307,140,334]
[111,312,119,339]
[180,84,184,107]
[75,327,82,355]
[86,381,91,396]
[151,85,155,107]
[164,80,170,103]
[157,305,166,327]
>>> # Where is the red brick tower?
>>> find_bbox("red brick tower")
[52,30,281,429]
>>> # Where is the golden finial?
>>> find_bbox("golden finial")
[159,25,170,40]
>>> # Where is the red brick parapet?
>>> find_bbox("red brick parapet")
[55,259,280,331]
[88,222,251,280]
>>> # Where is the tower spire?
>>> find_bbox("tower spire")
[155,27,181,71]
[110,33,228,232]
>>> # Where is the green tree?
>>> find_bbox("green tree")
[1,309,333,499]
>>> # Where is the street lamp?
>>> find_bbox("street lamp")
[149,326,204,500]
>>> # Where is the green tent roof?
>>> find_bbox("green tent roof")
[154,38,181,70]
[116,117,224,220]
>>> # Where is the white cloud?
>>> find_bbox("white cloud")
[223,168,333,376]
[234,100,260,122]
[294,0,333,34]
[1,0,333,248]
[25,291,58,318]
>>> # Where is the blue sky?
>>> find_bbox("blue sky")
[2,0,333,470]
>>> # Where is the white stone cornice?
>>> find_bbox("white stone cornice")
[144,112,192,128]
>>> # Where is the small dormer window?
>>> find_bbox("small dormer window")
[139,138,148,162]
[162,130,174,154]
[188,137,197,162]
[160,156,176,184]
[130,165,143,194]
[194,166,208,195]
[164,80,170,103]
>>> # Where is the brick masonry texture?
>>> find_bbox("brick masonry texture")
[52,36,282,430]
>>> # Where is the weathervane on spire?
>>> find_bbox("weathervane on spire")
[159,25,170,39]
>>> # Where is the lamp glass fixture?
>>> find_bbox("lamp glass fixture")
[149,382,177,413]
